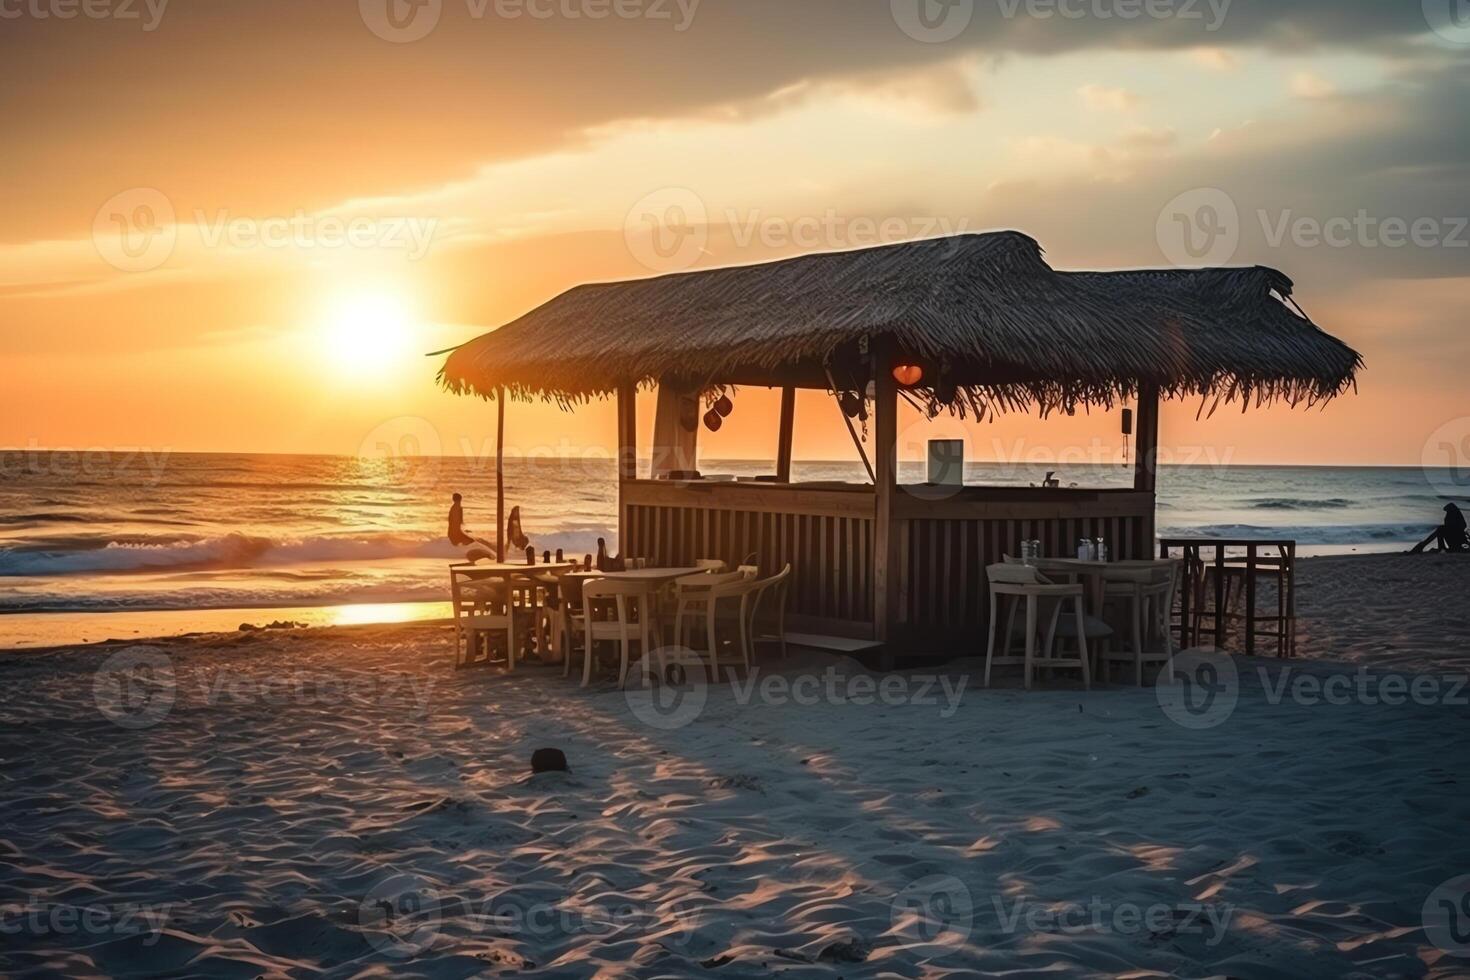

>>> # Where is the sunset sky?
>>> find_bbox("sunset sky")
[3,1,1467,467]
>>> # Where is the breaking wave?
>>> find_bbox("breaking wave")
[0,528,608,578]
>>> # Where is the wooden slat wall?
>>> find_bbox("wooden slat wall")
[896,507,1153,636]
[622,484,877,634]
[621,482,1155,651]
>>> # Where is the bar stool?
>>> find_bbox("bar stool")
[1187,547,1294,657]
[1098,559,1179,684]
[984,563,1102,690]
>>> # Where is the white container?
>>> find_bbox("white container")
[927,439,964,487]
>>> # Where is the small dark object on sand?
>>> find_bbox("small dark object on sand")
[818,939,871,963]
[531,748,569,773]
[239,620,307,632]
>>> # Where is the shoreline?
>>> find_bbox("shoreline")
[0,601,452,653]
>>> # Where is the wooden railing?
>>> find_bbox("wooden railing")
[621,480,878,637]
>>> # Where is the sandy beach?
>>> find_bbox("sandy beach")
[17,0,1468,974]
[2,552,1467,978]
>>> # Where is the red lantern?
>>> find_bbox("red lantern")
[703,409,723,432]
[892,364,924,387]
[714,394,733,417]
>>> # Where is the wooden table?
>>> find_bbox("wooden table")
[563,567,703,645]
[1158,537,1296,657]
[560,566,702,583]
[1032,558,1112,612]
[450,561,577,580]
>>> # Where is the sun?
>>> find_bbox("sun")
[317,288,418,381]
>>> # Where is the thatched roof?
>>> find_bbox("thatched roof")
[439,232,1360,416]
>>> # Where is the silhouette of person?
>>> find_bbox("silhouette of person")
[1411,502,1468,553]
[505,505,530,553]
[447,493,476,547]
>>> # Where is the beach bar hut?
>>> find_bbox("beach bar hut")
[440,232,1359,654]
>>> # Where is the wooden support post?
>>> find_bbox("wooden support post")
[495,388,506,562]
[872,352,898,648]
[1133,383,1160,549]
[617,382,638,549]
[1133,384,1159,492]
[1134,382,1158,552]
[650,383,698,478]
[775,386,795,483]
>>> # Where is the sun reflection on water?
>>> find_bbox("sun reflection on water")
[327,602,451,627]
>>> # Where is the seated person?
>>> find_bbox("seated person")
[1411,501,1468,553]
[447,493,479,548]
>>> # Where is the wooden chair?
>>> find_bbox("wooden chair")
[983,562,1096,690]
[747,563,792,659]
[1098,559,1179,684]
[450,572,526,671]
[671,570,745,631]
[533,568,579,664]
[673,571,757,674]
[557,574,587,679]
[577,578,654,688]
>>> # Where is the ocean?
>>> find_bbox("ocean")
[1,451,1463,647]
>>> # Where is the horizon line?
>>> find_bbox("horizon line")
[0,447,1443,470]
